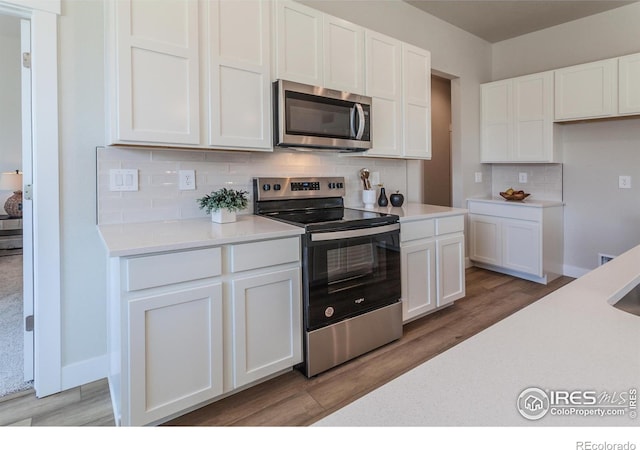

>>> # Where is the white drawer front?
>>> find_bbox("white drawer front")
[435,215,464,235]
[126,247,222,292]
[468,201,542,221]
[229,237,300,273]
[401,219,435,242]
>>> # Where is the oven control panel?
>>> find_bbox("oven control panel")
[254,177,346,201]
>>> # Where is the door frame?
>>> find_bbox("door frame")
[0,0,61,397]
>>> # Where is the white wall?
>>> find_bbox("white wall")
[58,0,107,376]
[0,15,22,213]
[492,3,640,81]
[491,2,640,275]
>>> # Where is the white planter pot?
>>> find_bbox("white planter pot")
[211,209,236,224]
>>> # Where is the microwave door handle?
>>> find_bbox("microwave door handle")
[350,105,357,138]
[355,103,365,140]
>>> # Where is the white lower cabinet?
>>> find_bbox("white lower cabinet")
[401,239,436,320]
[400,214,465,323]
[468,199,563,284]
[108,237,302,426]
[127,284,224,426]
[231,268,302,387]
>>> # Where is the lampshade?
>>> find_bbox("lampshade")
[1,170,23,218]
[0,170,22,192]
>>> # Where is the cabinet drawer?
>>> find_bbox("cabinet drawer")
[401,219,434,242]
[126,247,222,292]
[468,201,541,222]
[229,237,300,273]
[435,215,464,235]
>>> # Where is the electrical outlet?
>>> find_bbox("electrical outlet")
[179,170,196,190]
[474,172,482,183]
[519,172,528,183]
[619,175,631,189]
[109,169,138,192]
[370,172,380,186]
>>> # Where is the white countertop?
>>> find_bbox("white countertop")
[467,197,564,208]
[314,242,640,426]
[349,202,468,222]
[98,215,305,257]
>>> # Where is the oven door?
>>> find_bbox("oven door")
[303,223,401,331]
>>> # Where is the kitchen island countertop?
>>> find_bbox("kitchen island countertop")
[314,241,640,426]
[98,215,305,257]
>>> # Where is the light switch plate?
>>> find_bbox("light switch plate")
[475,172,482,183]
[519,172,528,183]
[109,169,138,192]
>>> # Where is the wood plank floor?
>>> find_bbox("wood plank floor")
[0,267,573,427]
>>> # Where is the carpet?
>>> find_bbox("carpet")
[0,253,33,397]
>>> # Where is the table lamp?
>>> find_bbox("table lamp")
[0,170,23,218]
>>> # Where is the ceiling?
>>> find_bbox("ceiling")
[404,1,638,43]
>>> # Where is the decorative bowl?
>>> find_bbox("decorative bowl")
[499,190,530,201]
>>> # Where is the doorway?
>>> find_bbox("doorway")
[0,13,32,397]
[423,74,452,206]
[0,1,62,398]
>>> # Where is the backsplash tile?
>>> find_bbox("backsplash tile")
[97,147,410,225]
[491,164,563,201]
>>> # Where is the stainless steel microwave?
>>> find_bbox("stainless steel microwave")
[273,79,372,152]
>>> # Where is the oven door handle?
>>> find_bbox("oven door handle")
[310,223,399,241]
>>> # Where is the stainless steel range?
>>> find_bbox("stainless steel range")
[253,177,402,377]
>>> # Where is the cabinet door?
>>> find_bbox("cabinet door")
[231,268,302,388]
[209,0,272,150]
[127,284,223,426]
[401,240,436,322]
[402,44,432,159]
[513,71,554,162]
[437,234,465,307]
[619,53,640,115]
[554,59,617,121]
[274,0,323,86]
[502,218,541,276]
[323,15,364,94]
[480,80,512,162]
[469,214,502,266]
[114,0,200,145]
[365,30,402,157]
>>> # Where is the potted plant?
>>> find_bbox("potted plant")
[197,187,249,223]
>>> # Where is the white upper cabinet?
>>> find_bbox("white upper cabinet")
[481,79,511,162]
[618,52,640,115]
[208,0,272,149]
[554,58,617,121]
[365,30,403,157]
[402,44,432,159]
[322,15,365,94]
[481,71,556,163]
[274,0,365,94]
[107,0,273,151]
[274,0,323,86]
[365,33,432,160]
[110,0,200,145]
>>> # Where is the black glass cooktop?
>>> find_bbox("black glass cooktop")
[262,207,398,231]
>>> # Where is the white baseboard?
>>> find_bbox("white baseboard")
[562,264,590,279]
[61,354,108,391]
[465,257,473,269]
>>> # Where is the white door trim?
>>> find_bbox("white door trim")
[1,0,62,397]
[20,17,34,382]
